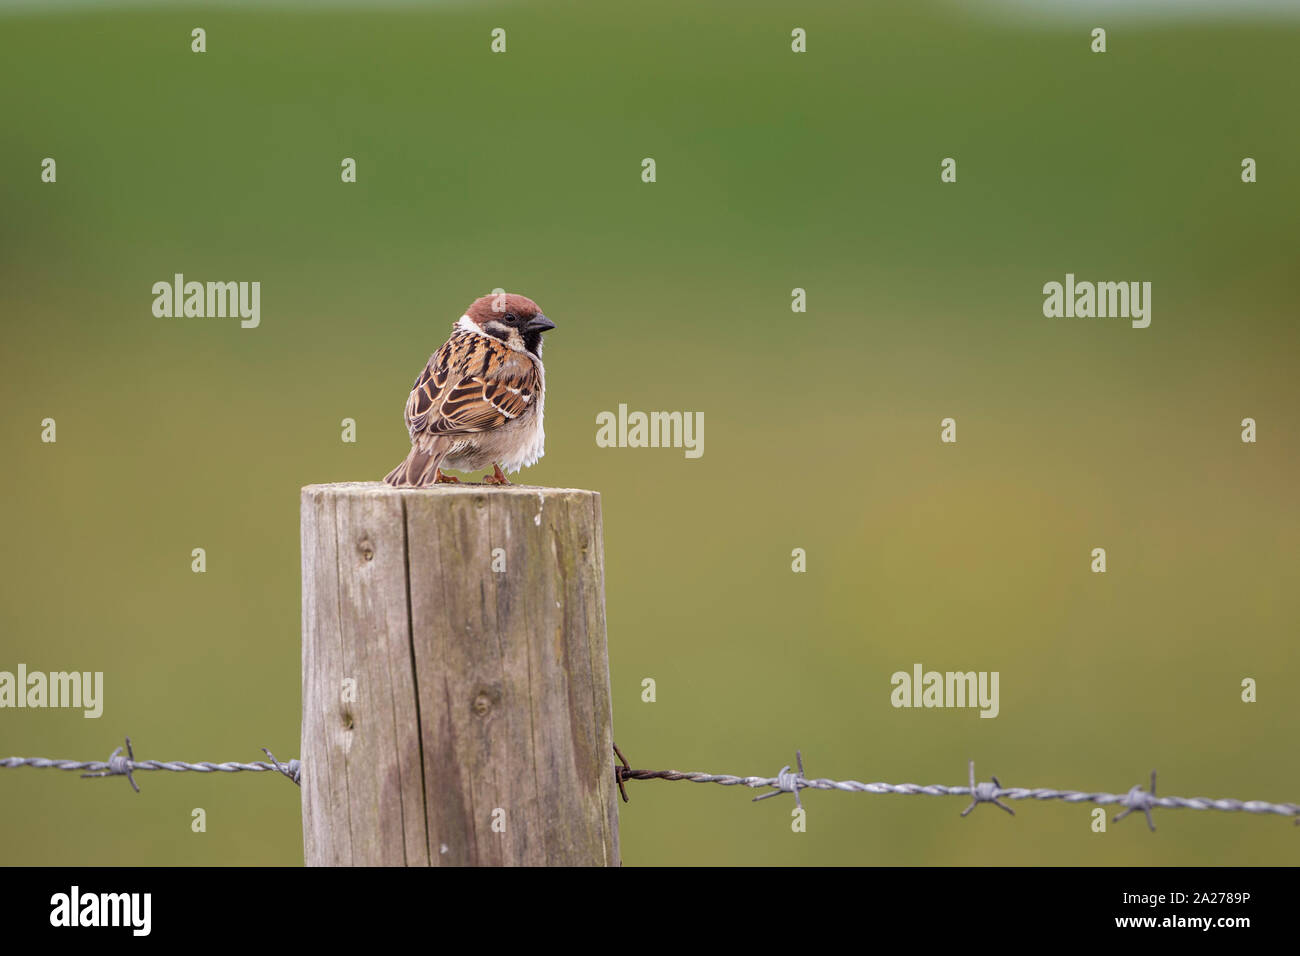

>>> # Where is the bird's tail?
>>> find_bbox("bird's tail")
[383,441,448,488]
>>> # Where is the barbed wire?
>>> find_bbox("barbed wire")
[0,737,300,792]
[4,738,1297,830]
[613,746,1299,829]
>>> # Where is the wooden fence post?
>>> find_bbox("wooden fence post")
[300,481,619,866]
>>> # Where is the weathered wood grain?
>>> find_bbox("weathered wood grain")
[301,482,618,866]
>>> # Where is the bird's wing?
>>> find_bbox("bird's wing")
[405,331,540,438]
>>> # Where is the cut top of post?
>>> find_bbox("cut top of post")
[301,481,600,498]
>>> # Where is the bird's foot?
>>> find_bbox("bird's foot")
[433,468,461,484]
[483,463,511,486]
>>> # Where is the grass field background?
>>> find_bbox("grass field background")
[1,0,1297,865]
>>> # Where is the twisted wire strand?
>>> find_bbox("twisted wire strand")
[5,740,1297,824]
[1,738,301,790]
[617,763,1300,821]
[1,757,290,774]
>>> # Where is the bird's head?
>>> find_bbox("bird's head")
[462,293,555,357]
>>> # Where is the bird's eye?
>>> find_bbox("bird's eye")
[504,312,519,324]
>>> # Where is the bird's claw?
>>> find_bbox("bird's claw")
[483,463,511,485]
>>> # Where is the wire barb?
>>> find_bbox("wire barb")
[1113,770,1158,831]
[961,759,1014,817]
[80,736,139,792]
[262,748,302,787]
[753,750,808,809]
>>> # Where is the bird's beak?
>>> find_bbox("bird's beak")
[526,314,556,333]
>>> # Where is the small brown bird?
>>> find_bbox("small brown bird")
[384,293,555,487]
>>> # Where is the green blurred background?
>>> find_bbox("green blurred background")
[1,0,1297,866]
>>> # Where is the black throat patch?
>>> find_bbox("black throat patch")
[522,329,544,357]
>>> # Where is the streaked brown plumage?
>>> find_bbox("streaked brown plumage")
[384,294,554,487]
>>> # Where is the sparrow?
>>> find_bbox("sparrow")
[383,293,555,487]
